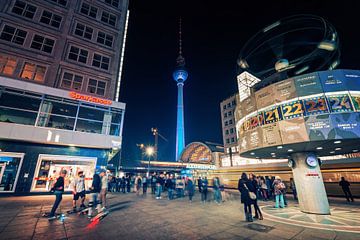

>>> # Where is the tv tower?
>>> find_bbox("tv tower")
[173,18,188,161]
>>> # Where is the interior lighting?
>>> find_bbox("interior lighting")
[318,41,336,51]
[330,151,335,154]
[287,149,293,152]
[334,140,341,144]
[250,152,255,155]
[353,150,359,152]
[335,147,342,151]
[316,147,323,150]
[277,146,283,149]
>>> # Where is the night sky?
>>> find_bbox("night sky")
[119,0,360,163]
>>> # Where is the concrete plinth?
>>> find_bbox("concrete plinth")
[290,152,330,215]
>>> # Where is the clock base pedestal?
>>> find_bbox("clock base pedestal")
[290,152,330,215]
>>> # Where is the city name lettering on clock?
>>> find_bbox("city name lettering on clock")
[69,92,112,105]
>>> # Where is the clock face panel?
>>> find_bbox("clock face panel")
[306,154,318,167]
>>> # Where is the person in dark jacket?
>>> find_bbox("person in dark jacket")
[126,175,131,193]
[187,178,195,202]
[48,169,67,220]
[197,176,202,193]
[201,177,208,203]
[87,171,102,218]
[166,175,175,200]
[339,177,354,202]
[249,173,263,220]
[238,172,255,222]
[121,176,126,193]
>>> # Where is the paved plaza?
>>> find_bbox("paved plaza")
[0,192,359,240]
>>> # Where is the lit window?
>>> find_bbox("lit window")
[101,11,116,26]
[0,25,27,45]
[97,31,113,47]
[0,55,16,75]
[40,10,62,28]
[105,0,119,8]
[20,62,46,82]
[30,34,55,54]
[12,0,37,19]
[61,72,83,90]
[92,53,110,70]
[49,0,67,6]
[74,23,93,40]
[80,3,97,18]
[87,79,106,96]
[68,46,88,64]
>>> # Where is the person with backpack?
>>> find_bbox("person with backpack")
[273,176,285,208]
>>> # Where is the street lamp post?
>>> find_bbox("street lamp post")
[145,146,154,177]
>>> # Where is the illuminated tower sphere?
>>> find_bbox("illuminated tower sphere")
[173,19,188,161]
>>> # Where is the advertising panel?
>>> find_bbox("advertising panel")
[327,94,354,113]
[255,84,275,109]
[343,70,360,91]
[350,91,360,112]
[239,127,263,153]
[294,72,323,97]
[274,78,297,103]
[263,106,282,124]
[305,114,334,141]
[240,95,257,117]
[330,113,360,139]
[303,96,329,116]
[279,117,309,144]
[281,100,304,119]
[319,70,347,92]
[262,122,282,147]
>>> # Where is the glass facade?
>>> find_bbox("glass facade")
[0,154,23,192]
[0,88,123,136]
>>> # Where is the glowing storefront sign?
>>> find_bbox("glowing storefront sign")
[185,163,216,170]
[69,92,112,105]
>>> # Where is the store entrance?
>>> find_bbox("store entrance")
[31,155,97,192]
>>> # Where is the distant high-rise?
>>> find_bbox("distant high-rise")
[173,18,188,161]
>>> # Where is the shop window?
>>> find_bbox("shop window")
[0,92,41,111]
[20,62,46,82]
[49,0,67,7]
[101,11,116,26]
[75,119,103,134]
[74,23,93,40]
[78,106,105,121]
[110,124,121,136]
[0,25,27,45]
[97,31,113,47]
[30,34,55,54]
[0,55,16,75]
[0,154,23,192]
[68,46,88,64]
[80,3,97,18]
[60,72,83,90]
[12,0,37,19]
[105,0,119,8]
[39,99,78,117]
[40,10,62,28]
[92,53,110,70]
[87,79,106,96]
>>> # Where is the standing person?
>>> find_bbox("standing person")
[151,174,157,194]
[121,176,126,193]
[88,170,101,218]
[166,175,174,200]
[265,176,272,200]
[238,172,254,222]
[290,178,298,200]
[99,169,108,211]
[71,170,86,212]
[156,174,164,199]
[260,176,268,201]
[197,176,202,193]
[339,177,354,202]
[249,173,263,220]
[48,169,67,220]
[213,177,221,204]
[142,175,148,194]
[126,175,131,193]
[220,184,226,202]
[187,178,195,202]
[136,175,142,195]
[273,176,285,208]
[201,177,208,203]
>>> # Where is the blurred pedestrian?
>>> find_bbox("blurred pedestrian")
[48,169,67,220]
[273,176,285,208]
[187,178,195,202]
[238,172,255,222]
[339,177,354,202]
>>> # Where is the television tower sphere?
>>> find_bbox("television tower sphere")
[173,56,188,84]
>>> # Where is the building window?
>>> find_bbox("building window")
[30,34,55,54]
[74,23,93,40]
[229,119,233,125]
[49,0,67,6]
[226,139,230,144]
[104,0,119,8]
[0,25,27,45]
[97,31,113,47]
[231,137,235,143]
[101,12,116,26]
[40,10,62,28]
[227,103,231,108]
[232,100,236,106]
[228,111,232,116]
[0,55,16,75]
[61,72,83,90]
[87,79,106,96]
[225,129,229,135]
[223,105,226,110]
[20,62,46,82]
[230,128,234,134]
[12,1,37,19]
[92,53,110,70]
[224,112,227,118]
[225,121,228,126]
[80,3,97,18]
[68,46,88,64]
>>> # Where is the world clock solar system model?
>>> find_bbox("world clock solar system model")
[236,15,360,215]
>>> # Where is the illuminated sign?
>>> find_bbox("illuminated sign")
[185,163,216,170]
[69,92,112,105]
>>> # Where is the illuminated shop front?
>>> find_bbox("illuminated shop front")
[0,76,125,193]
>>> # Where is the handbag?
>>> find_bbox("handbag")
[244,182,257,200]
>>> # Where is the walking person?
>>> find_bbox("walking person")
[339,177,354,202]
[213,177,222,204]
[249,173,263,220]
[197,176,202,193]
[238,172,255,222]
[48,169,67,220]
[220,184,226,202]
[142,175,148,194]
[166,175,175,200]
[71,170,86,212]
[187,178,195,203]
[260,176,268,201]
[88,170,101,218]
[290,178,298,200]
[201,177,208,203]
[273,176,285,208]
[99,169,108,211]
